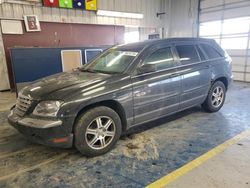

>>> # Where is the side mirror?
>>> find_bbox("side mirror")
[138,64,156,74]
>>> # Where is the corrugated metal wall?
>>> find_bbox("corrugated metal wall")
[165,0,198,37]
[162,0,199,38]
[0,0,162,28]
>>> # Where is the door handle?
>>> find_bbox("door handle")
[205,64,211,69]
[169,73,179,78]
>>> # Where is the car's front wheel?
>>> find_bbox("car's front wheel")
[202,81,226,112]
[74,106,122,157]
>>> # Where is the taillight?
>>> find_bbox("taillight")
[224,51,232,65]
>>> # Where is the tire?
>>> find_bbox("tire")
[202,81,226,113]
[74,106,122,157]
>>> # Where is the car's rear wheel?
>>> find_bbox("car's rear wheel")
[74,106,122,157]
[202,81,226,112]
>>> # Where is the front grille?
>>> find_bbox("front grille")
[14,94,33,117]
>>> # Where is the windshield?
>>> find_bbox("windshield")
[82,49,138,74]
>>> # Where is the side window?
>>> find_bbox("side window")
[176,45,200,65]
[143,47,175,71]
[200,44,222,59]
[196,46,206,61]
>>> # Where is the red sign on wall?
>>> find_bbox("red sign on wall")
[43,0,59,7]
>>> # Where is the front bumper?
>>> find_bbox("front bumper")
[8,109,74,148]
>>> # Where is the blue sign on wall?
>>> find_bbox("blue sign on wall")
[73,0,85,9]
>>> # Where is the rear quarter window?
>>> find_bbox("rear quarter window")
[176,45,200,65]
[200,44,223,59]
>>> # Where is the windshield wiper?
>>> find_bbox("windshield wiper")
[96,70,120,75]
[78,68,120,75]
[78,68,97,73]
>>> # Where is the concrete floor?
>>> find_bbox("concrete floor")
[166,136,250,188]
[0,92,16,112]
[0,82,250,188]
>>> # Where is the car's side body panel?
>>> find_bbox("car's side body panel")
[131,69,181,124]
[172,42,212,109]
[131,44,181,124]
[56,74,134,129]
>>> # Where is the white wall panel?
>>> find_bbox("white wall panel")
[33,6,42,19]
[41,6,52,21]
[1,4,14,18]
[51,7,60,22]
[201,0,224,9]
[23,5,34,15]
[231,57,246,66]
[227,50,248,56]
[230,57,247,74]
[13,4,24,19]
[245,72,250,82]
[224,6,250,19]
[234,72,244,81]
[0,0,161,27]
[163,0,199,37]
[232,65,245,72]
[225,0,245,3]
[200,11,223,22]
[246,57,250,72]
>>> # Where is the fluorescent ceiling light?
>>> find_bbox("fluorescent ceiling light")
[97,10,144,19]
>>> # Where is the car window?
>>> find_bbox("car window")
[200,44,222,59]
[176,45,200,65]
[143,47,175,71]
[196,46,206,61]
[83,50,138,74]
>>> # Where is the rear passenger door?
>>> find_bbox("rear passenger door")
[132,46,181,124]
[174,44,211,109]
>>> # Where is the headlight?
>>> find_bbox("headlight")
[33,101,63,117]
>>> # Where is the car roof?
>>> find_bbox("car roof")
[115,37,216,52]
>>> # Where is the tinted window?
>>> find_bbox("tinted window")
[200,44,222,59]
[196,46,206,61]
[144,47,175,71]
[176,45,200,65]
[84,50,138,74]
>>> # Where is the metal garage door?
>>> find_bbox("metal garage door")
[198,0,250,82]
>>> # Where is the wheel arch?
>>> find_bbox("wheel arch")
[73,100,128,133]
[212,76,229,90]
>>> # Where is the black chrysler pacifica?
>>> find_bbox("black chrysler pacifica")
[8,38,233,156]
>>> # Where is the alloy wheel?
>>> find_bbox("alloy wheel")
[211,86,224,108]
[85,116,116,150]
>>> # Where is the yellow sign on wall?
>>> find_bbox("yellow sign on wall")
[85,0,97,10]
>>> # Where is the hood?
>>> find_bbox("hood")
[21,71,111,99]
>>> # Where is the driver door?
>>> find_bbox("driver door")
[131,46,181,124]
